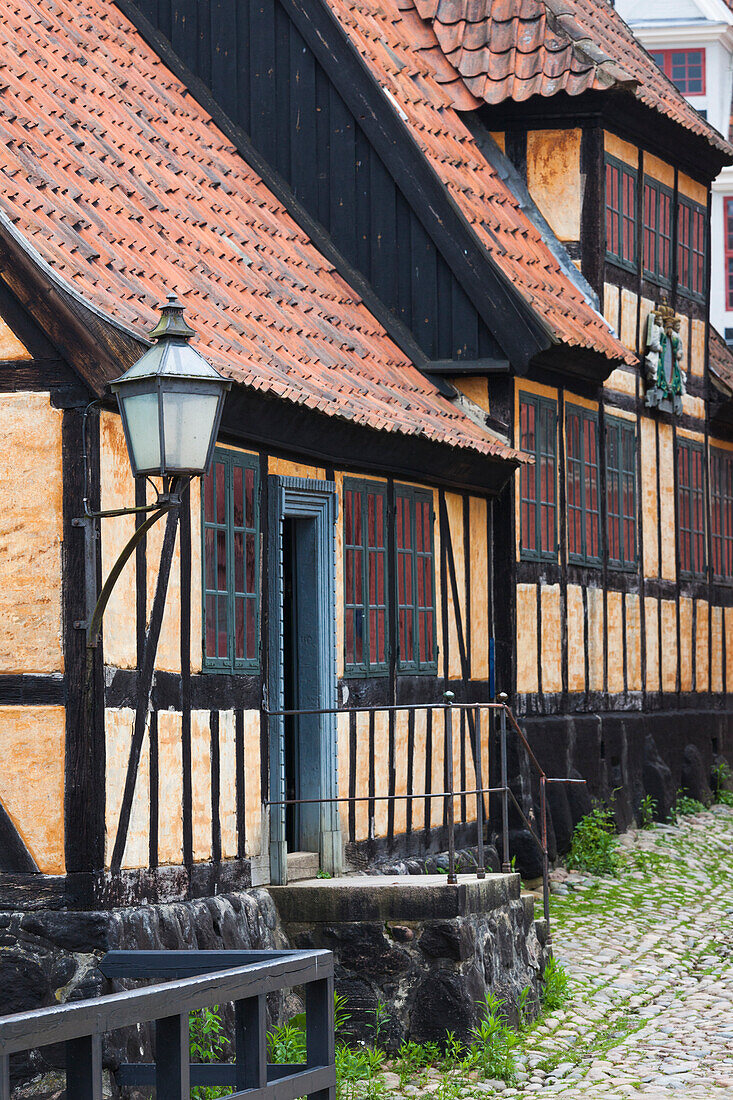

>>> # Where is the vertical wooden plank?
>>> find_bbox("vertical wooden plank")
[329,87,357,265]
[149,709,159,869]
[348,709,357,844]
[235,994,267,1090]
[369,154,397,313]
[290,25,317,206]
[423,708,433,833]
[387,709,396,844]
[210,710,222,864]
[180,492,193,871]
[368,710,375,841]
[274,0,292,182]
[409,212,437,357]
[0,1054,9,1100]
[236,708,246,858]
[406,709,415,835]
[250,0,277,164]
[307,975,335,1100]
[156,1014,190,1100]
[63,406,105,875]
[66,1034,103,1100]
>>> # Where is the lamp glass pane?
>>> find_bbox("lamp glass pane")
[121,392,161,473]
[162,390,219,472]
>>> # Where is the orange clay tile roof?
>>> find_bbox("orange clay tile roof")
[325,0,636,366]
[0,0,523,463]
[710,326,733,394]
[411,0,732,155]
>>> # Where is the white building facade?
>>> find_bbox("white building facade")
[617,0,733,338]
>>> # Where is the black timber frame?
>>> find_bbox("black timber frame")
[117,0,560,372]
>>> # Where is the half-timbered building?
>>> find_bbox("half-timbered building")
[0,0,731,908]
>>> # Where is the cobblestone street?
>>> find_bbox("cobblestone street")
[505,804,733,1098]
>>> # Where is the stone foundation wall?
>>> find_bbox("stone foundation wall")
[1,890,283,1095]
[274,874,550,1050]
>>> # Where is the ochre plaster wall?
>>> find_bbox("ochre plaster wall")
[526,129,581,242]
[0,393,63,673]
[0,705,65,873]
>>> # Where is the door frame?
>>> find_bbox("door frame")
[267,475,341,884]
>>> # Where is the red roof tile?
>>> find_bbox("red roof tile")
[324,0,635,366]
[0,0,522,462]
[411,0,732,154]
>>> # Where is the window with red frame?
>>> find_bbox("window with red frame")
[605,417,637,570]
[677,439,706,576]
[395,486,436,671]
[519,392,557,561]
[711,449,733,581]
[677,197,706,298]
[605,156,637,270]
[566,405,601,565]
[649,49,705,95]
[344,478,388,674]
[725,198,733,310]
[643,177,672,284]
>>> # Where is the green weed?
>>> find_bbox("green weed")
[567,806,619,875]
[669,789,707,822]
[189,1005,231,1099]
[541,957,570,1011]
[638,794,657,829]
[466,992,519,1084]
[712,762,733,806]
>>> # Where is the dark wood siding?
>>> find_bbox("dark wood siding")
[133,0,502,363]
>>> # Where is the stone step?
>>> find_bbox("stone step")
[287,851,320,882]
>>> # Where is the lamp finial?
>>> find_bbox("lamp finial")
[148,291,196,341]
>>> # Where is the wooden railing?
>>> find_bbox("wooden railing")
[0,949,335,1100]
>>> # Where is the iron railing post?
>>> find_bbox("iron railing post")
[540,775,552,947]
[498,692,511,873]
[444,692,457,884]
[474,706,486,879]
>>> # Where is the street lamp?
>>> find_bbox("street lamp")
[78,293,230,645]
[110,292,230,481]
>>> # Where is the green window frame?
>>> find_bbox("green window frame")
[677,438,706,577]
[711,448,733,581]
[201,448,260,671]
[395,485,437,672]
[677,197,707,300]
[605,416,638,571]
[566,404,601,566]
[605,155,638,272]
[642,176,673,286]
[343,478,389,676]
[519,392,558,562]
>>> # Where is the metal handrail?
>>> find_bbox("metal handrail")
[267,696,585,946]
[0,949,335,1100]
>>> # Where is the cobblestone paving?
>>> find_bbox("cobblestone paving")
[373,805,733,1100]
[504,804,733,1098]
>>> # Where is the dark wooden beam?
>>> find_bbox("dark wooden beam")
[111,505,181,872]
[220,387,517,497]
[63,407,106,874]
